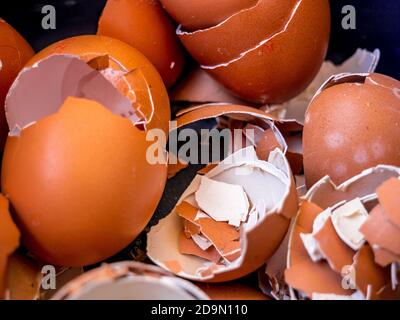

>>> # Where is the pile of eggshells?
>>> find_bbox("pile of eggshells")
[0,0,399,300]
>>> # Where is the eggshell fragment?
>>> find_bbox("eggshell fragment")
[376,178,400,228]
[360,205,400,257]
[52,262,209,300]
[303,73,400,188]
[147,146,298,282]
[195,176,250,226]
[169,103,303,178]
[284,167,400,300]
[4,253,42,300]
[98,0,184,88]
[372,248,400,268]
[0,19,34,146]
[285,260,353,298]
[200,0,330,103]
[313,216,355,273]
[359,178,400,267]
[2,94,167,266]
[330,199,368,251]
[160,0,257,31]
[0,195,20,299]
[352,245,391,300]
[24,35,170,134]
[179,233,221,263]
[173,103,303,172]
[285,201,355,298]
[306,165,400,209]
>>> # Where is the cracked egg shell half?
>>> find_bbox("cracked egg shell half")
[285,166,400,300]
[0,19,34,147]
[147,145,298,282]
[98,0,185,88]
[304,73,400,188]
[171,0,330,104]
[25,35,170,135]
[52,261,209,300]
[1,53,168,267]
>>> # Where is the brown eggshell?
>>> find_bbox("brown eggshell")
[171,68,251,105]
[147,147,298,282]
[288,201,323,266]
[176,103,278,125]
[202,0,330,103]
[285,260,353,298]
[178,0,298,66]
[0,194,20,298]
[313,217,355,273]
[372,247,400,267]
[303,73,400,188]
[160,0,257,31]
[196,282,269,300]
[359,178,400,266]
[2,97,167,267]
[0,19,34,146]
[174,103,303,136]
[5,253,42,300]
[352,245,391,300]
[360,204,400,256]
[52,261,209,300]
[173,103,303,175]
[376,178,400,228]
[285,168,400,299]
[98,0,185,88]
[285,200,355,298]
[306,165,400,210]
[25,35,170,134]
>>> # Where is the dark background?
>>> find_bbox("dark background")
[1,0,399,79]
[1,0,399,270]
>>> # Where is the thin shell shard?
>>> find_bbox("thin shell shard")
[284,166,400,300]
[148,146,297,282]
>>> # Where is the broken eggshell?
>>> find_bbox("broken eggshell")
[147,146,298,282]
[0,19,34,146]
[4,253,42,300]
[52,261,209,300]
[2,55,168,267]
[0,194,20,299]
[175,0,330,104]
[159,0,257,31]
[284,166,400,300]
[24,35,170,134]
[97,0,185,88]
[171,103,303,176]
[360,178,400,267]
[303,73,400,188]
